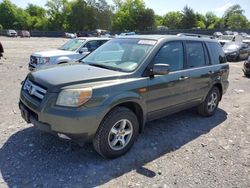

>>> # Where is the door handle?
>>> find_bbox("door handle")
[179,76,189,80]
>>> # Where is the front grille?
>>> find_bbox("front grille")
[30,56,38,65]
[23,79,47,100]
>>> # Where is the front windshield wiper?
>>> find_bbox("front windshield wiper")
[89,63,124,72]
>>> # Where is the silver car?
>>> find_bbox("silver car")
[29,37,110,71]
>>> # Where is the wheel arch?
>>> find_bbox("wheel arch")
[56,56,70,64]
[213,82,223,100]
[104,100,146,134]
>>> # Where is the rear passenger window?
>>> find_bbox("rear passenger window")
[186,42,206,68]
[206,42,227,64]
[153,42,184,72]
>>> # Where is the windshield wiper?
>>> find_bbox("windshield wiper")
[90,63,124,72]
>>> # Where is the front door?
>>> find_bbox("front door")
[146,41,192,120]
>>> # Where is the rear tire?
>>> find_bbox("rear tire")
[198,87,220,117]
[93,107,139,159]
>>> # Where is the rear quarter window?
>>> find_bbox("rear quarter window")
[206,42,227,64]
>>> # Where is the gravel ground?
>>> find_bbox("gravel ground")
[0,37,249,188]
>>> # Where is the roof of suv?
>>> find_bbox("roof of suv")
[117,34,217,43]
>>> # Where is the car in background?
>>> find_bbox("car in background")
[20,30,30,38]
[119,32,136,36]
[223,42,250,61]
[7,30,17,37]
[223,31,234,35]
[218,35,234,46]
[29,37,110,70]
[243,57,250,77]
[240,32,249,38]
[243,36,250,45]
[213,32,223,38]
[64,32,77,39]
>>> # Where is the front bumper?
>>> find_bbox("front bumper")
[19,90,105,143]
[225,53,238,61]
[28,63,36,71]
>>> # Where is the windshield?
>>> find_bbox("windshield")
[223,43,241,50]
[219,35,234,40]
[59,39,85,51]
[82,38,156,72]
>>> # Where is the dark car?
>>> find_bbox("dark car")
[20,30,30,37]
[243,57,250,77]
[19,35,229,158]
[223,42,250,61]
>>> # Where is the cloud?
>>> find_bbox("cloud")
[215,3,234,13]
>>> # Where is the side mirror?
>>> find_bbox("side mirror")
[151,64,170,76]
[79,47,89,54]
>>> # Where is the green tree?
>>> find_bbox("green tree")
[181,6,197,29]
[46,0,70,30]
[227,14,249,29]
[88,0,113,30]
[13,8,31,29]
[163,11,182,29]
[135,8,155,31]
[223,4,246,28]
[67,0,96,31]
[26,4,48,30]
[112,0,155,31]
[204,12,220,29]
[0,0,18,29]
[196,13,206,29]
[154,15,164,27]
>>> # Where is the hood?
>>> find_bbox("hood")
[218,39,231,43]
[223,48,238,54]
[28,63,126,92]
[32,49,77,57]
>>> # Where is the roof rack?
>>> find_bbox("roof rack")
[177,33,215,39]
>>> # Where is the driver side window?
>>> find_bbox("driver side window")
[84,41,99,52]
[153,41,184,72]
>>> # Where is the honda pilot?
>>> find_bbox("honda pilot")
[19,35,229,158]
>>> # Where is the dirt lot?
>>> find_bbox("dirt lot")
[0,36,249,188]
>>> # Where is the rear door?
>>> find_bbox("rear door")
[184,41,213,101]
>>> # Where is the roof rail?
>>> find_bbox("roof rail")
[177,33,215,39]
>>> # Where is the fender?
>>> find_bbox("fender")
[56,56,71,64]
[100,91,147,130]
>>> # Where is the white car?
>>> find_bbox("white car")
[29,37,110,71]
[7,29,17,37]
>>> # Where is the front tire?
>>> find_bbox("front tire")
[93,107,139,159]
[198,87,220,117]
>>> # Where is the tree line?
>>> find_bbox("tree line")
[0,0,249,32]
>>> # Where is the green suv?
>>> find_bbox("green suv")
[19,35,229,158]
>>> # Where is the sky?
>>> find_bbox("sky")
[4,0,250,19]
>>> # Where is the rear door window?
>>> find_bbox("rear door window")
[186,41,206,68]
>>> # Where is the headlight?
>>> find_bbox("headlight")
[39,57,50,64]
[56,88,92,107]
